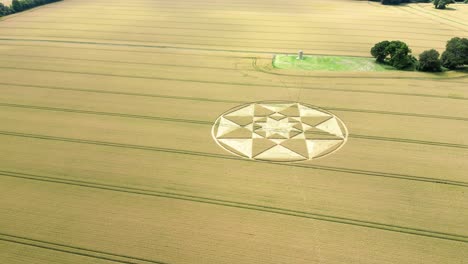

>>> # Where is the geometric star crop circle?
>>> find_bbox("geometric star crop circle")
[212,101,348,162]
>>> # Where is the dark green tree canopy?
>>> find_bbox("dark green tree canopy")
[370,40,416,70]
[370,40,390,63]
[11,0,23,13]
[441,37,468,69]
[418,49,442,72]
[0,3,11,16]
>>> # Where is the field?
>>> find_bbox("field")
[0,0,468,263]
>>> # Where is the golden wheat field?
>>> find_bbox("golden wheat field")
[0,0,467,263]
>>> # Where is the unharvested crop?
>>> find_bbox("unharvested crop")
[0,0,467,263]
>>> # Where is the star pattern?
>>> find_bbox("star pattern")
[255,117,299,138]
[212,102,348,162]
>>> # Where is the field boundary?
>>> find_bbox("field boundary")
[0,130,466,187]
[1,170,467,243]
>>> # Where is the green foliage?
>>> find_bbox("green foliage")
[371,37,467,72]
[370,41,390,63]
[0,3,11,16]
[441,37,468,69]
[1,0,61,17]
[433,0,455,9]
[390,52,416,70]
[370,40,416,70]
[418,49,442,72]
[12,0,23,12]
[273,55,389,72]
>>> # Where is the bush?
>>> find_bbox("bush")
[441,37,468,69]
[418,49,442,72]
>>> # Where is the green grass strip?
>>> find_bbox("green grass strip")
[273,55,392,72]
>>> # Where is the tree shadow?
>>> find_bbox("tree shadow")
[442,7,457,11]
[453,66,468,73]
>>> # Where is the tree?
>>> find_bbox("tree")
[371,41,390,63]
[0,3,11,16]
[418,49,442,72]
[441,37,468,69]
[11,0,23,12]
[390,50,416,70]
[433,0,455,9]
[370,40,416,70]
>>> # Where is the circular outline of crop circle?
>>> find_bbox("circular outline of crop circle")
[211,100,349,162]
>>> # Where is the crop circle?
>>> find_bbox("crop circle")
[212,101,348,162]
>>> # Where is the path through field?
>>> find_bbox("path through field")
[0,0,467,263]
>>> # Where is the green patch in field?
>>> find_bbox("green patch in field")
[273,55,392,72]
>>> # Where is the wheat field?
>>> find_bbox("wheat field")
[0,0,467,263]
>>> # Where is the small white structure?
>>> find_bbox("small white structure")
[297,50,304,60]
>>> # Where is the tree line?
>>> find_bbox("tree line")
[0,0,61,17]
[371,37,468,72]
[373,0,467,9]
